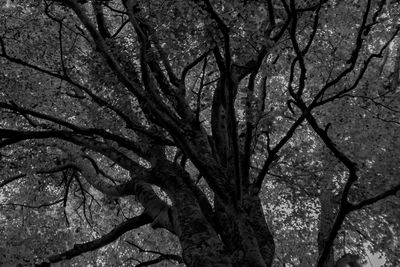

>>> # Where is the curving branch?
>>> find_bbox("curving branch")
[310,0,374,105]
[350,182,400,211]
[181,49,211,92]
[0,102,150,158]
[0,163,73,189]
[35,213,152,267]
[0,173,26,188]
[66,154,137,197]
[0,128,147,174]
[315,26,399,107]
[126,240,183,266]
[69,0,186,134]
[295,109,357,267]
[254,112,307,193]
[0,37,173,145]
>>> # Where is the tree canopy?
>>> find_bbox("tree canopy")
[0,0,399,266]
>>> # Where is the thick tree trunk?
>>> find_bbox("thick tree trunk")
[243,192,275,266]
[214,193,275,267]
[154,161,232,266]
[153,160,274,267]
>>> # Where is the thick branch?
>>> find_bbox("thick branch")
[0,129,146,174]
[67,155,137,197]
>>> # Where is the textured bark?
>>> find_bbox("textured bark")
[244,193,275,266]
[214,196,271,267]
[155,161,233,267]
[148,159,275,267]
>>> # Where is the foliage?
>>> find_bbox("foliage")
[0,0,399,266]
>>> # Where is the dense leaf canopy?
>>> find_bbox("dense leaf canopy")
[0,0,399,266]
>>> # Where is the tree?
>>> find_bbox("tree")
[0,0,399,266]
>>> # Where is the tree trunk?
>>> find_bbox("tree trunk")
[153,160,275,267]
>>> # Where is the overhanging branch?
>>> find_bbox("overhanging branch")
[36,213,152,266]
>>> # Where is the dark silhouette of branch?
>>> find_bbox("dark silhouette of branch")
[0,102,150,158]
[254,112,307,193]
[0,164,73,189]
[0,173,26,188]
[0,128,146,174]
[0,37,173,145]
[126,240,183,266]
[315,27,399,106]
[266,0,275,27]
[36,213,152,266]
[134,254,182,267]
[181,49,211,91]
[350,183,400,211]
[2,199,64,209]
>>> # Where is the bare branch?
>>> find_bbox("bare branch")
[181,49,210,93]
[311,0,373,104]
[36,214,152,266]
[0,39,172,145]
[0,129,146,174]
[0,173,26,188]
[350,183,400,211]
[254,112,307,193]
[0,102,150,158]
[0,164,73,189]
[315,27,399,106]
[126,240,183,264]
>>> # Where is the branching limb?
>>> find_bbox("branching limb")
[254,112,307,193]
[315,27,399,106]
[65,154,137,197]
[0,37,172,145]
[311,0,374,104]
[152,37,180,87]
[0,129,147,174]
[69,1,185,132]
[0,102,150,158]
[181,49,211,95]
[126,240,183,265]
[0,164,73,189]
[195,0,230,66]
[35,213,152,267]
[293,105,357,267]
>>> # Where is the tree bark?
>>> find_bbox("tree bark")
[152,160,275,267]
[318,181,336,267]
